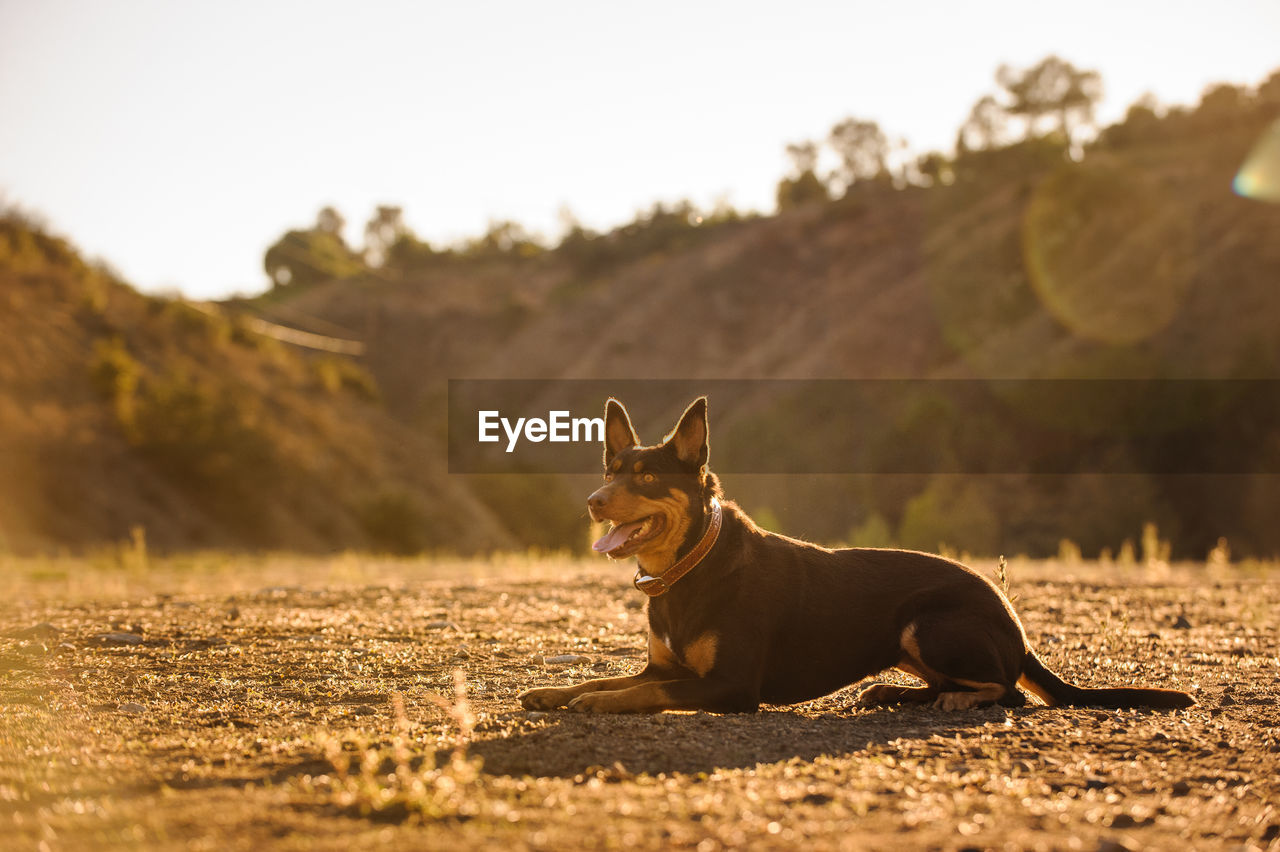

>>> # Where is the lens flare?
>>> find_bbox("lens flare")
[1233,118,1280,203]
[1021,163,1194,345]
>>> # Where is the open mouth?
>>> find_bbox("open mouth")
[592,514,666,559]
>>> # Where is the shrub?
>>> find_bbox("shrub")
[357,489,430,554]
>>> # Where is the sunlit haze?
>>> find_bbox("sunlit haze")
[2,0,1277,299]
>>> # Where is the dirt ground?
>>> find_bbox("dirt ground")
[1,555,1277,851]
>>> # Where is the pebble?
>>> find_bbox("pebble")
[93,632,144,646]
[544,654,591,665]
[18,622,61,639]
[425,621,457,630]
[118,703,147,714]
[1172,615,1192,629]
[1094,838,1139,852]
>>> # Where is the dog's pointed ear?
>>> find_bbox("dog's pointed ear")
[603,398,639,465]
[664,396,709,471]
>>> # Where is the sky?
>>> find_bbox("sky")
[2,1,1278,300]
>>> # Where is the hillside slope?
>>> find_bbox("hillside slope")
[0,218,513,554]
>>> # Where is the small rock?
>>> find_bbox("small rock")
[1220,694,1236,706]
[425,621,457,631]
[227,606,241,621]
[591,661,610,671]
[93,632,144,646]
[350,705,376,716]
[17,623,61,639]
[1172,615,1192,629]
[526,712,547,722]
[1094,838,1139,852]
[118,702,146,714]
[544,654,591,665]
[1171,780,1192,796]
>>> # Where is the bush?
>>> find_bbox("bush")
[357,489,430,555]
[898,478,1001,555]
[89,336,141,434]
[313,356,380,401]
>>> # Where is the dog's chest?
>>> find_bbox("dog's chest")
[648,608,718,676]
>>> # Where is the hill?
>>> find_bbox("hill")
[0,217,513,554]
[248,78,1280,558]
[3,71,1278,558]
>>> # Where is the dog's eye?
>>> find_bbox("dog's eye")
[641,472,656,484]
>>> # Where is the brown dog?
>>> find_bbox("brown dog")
[519,397,1194,714]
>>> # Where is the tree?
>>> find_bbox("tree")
[1197,83,1248,118]
[466,219,542,259]
[315,206,346,238]
[1098,93,1164,148]
[916,151,954,186]
[776,140,829,210]
[827,118,890,192]
[363,205,407,267]
[995,55,1102,143]
[1257,70,1280,107]
[956,95,1011,153]
[263,206,364,288]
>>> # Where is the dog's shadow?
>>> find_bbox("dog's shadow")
[468,704,1013,778]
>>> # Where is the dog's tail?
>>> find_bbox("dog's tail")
[1018,651,1194,709]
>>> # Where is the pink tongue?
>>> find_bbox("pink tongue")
[593,519,646,554]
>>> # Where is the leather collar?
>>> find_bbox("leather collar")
[633,498,722,597]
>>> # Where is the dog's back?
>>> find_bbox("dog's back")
[649,502,1026,705]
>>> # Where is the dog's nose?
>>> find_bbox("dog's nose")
[587,488,609,512]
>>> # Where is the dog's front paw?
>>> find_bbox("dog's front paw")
[519,687,573,710]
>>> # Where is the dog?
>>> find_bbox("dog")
[518,397,1195,714]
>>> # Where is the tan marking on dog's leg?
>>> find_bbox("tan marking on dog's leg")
[897,624,946,686]
[900,622,922,659]
[934,680,1006,711]
[856,683,938,707]
[1017,673,1058,706]
[519,670,664,710]
[648,631,679,669]
[682,632,718,677]
[569,682,674,713]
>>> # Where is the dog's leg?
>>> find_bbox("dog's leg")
[854,682,940,708]
[520,632,687,710]
[567,675,758,714]
[898,616,1025,710]
[519,670,666,710]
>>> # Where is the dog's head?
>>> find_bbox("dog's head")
[587,397,721,566]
